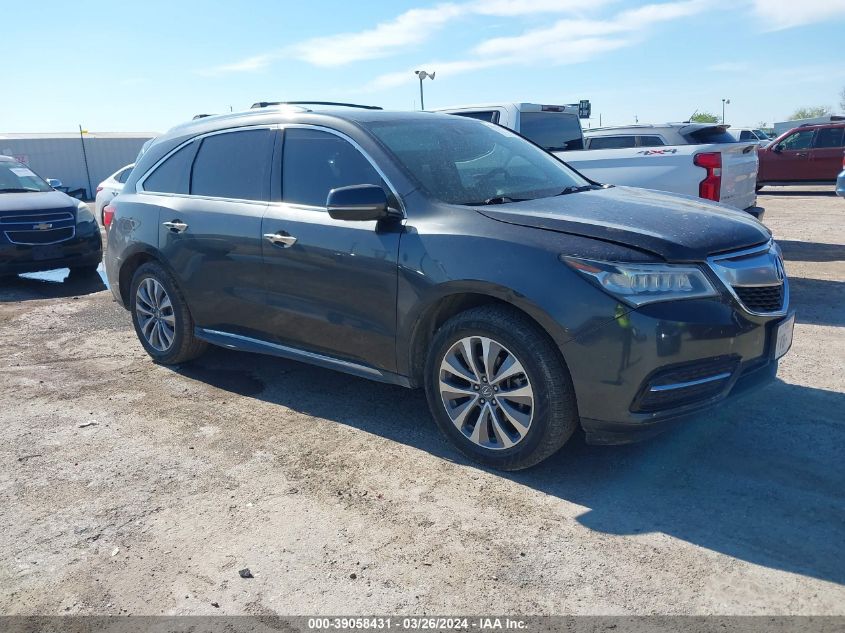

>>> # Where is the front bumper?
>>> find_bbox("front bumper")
[0,221,102,275]
[563,294,791,444]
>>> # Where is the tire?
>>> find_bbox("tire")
[424,305,579,471]
[129,261,207,364]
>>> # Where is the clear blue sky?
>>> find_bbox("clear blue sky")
[3,0,844,133]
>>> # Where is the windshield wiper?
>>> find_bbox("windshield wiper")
[555,185,602,196]
[463,196,527,206]
[0,188,39,193]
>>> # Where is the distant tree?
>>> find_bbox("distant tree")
[788,106,831,120]
[840,86,845,112]
[690,111,719,123]
[757,120,768,129]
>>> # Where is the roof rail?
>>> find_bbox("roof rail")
[251,101,383,111]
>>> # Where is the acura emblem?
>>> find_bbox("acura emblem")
[33,223,52,230]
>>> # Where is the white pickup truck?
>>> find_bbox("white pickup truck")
[435,103,761,216]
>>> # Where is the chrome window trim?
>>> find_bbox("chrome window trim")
[135,123,406,217]
[707,240,789,317]
[135,124,280,199]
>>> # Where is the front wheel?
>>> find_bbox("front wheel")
[424,305,579,471]
[129,262,207,364]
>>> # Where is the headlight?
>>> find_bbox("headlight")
[562,257,718,306]
[77,202,95,224]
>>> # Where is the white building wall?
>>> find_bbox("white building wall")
[0,135,153,198]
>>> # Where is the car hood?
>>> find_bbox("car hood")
[474,186,770,262]
[0,190,78,212]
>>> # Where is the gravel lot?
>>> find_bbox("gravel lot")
[1,189,843,616]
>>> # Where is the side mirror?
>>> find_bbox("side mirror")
[46,178,63,188]
[327,184,395,221]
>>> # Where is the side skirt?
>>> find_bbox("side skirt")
[194,327,412,388]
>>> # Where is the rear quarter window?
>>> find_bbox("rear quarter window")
[142,142,196,194]
[814,127,845,149]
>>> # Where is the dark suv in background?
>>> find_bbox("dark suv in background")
[0,156,102,277]
[105,104,793,470]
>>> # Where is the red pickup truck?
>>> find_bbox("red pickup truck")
[757,122,845,189]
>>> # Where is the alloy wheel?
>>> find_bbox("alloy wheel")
[135,277,176,352]
[438,336,534,450]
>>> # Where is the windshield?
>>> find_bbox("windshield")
[363,117,591,205]
[0,161,53,193]
[520,111,584,151]
[752,129,771,140]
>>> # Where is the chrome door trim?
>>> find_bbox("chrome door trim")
[194,328,411,387]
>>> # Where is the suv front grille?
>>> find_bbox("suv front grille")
[0,207,76,246]
[4,226,75,245]
[733,284,784,313]
[707,241,788,316]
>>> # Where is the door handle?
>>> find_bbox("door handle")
[162,220,188,233]
[795,152,808,157]
[264,232,297,248]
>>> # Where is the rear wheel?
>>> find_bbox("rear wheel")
[424,305,579,470]
[129,262,207,364]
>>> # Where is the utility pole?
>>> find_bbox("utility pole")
[78,124,93,200]
[722,98,730,124]
[414,70,435,110]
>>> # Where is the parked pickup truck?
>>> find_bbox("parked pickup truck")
[436,103,761,216]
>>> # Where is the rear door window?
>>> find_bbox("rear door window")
[520,112,584,151]
[587,136,636,149]
[142,143,196,194]
[739,130,754,141]
[190,129,273,201]
[813,127,845,149]
[453,110,500,124]
[637,135,665,147]
[282,128,382,208]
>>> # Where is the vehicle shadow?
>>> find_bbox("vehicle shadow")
[0,267,107,302]
[789,277,845,327]
[172,347,845,587]
[779,240,844,263]
[760,189,836,196]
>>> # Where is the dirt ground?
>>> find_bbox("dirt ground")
[1,189,843,616]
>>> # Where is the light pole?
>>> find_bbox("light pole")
[415,70,435,110]
[722,98,730,124]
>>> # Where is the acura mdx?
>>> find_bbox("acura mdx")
[105,105,794,470]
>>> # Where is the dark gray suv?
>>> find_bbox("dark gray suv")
[105,105,794,470]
